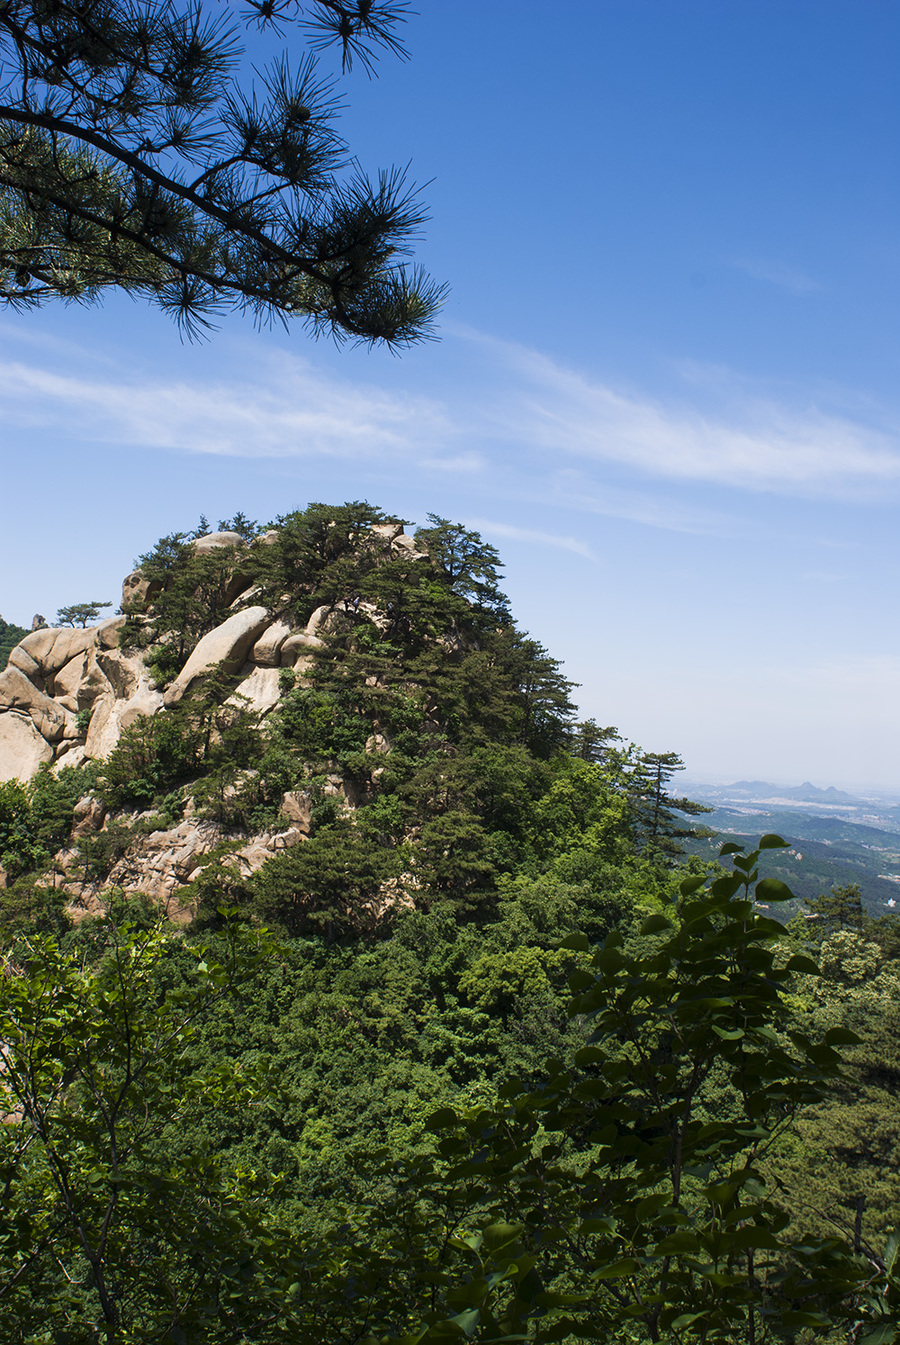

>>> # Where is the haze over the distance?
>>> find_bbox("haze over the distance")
[2,1,898,791]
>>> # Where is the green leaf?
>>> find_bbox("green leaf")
[558,932,589,951]
[755,877,796,902]
[671,1312,708,1330]
[719,842,745,856]
[679,874,706,896]
[758,833,789,849]
[635,1193,670,1220]
[824,1026,863,1046]
[858,1327,897,1345]
[784,954,819,975]
[447,1308,481,1338]
[728,1226,782,1251]
[425,1107,459,1132]
[567,969,595,992]
[579,1216,616,1234]
[640,914,674,935]
[710,874,742,898]
[654,1231,700,1255]
[592,1258,641,1279]
[481,1222,523,1252]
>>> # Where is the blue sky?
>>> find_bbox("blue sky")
[2,1,899,790]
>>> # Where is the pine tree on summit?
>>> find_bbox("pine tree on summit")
[0,0,444,341]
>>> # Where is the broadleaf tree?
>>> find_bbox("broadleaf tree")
[0,0,444,340]
[1,846,899,1342]
[369,838,898,1344]
[0,914,289,1341]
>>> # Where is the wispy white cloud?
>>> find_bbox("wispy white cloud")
[4,326,900,506]
[0,351,452,461]
[465,518,596,560]
[465,332,900,496]
[731,257,820,294]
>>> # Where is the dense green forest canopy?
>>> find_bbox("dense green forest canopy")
[0,504,897,1342]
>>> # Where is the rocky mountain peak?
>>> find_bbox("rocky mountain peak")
[0,506,555,930]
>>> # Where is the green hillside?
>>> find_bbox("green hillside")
[0,506,897,1342]
[684,806,900,915]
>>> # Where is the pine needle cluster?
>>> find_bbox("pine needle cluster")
[0,0,444,339]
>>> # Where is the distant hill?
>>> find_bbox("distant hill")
[681,803,900,917]
[719,780,864,805]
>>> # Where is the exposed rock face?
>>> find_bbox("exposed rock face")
[71,794,107,837]
[163,606,270,707]
[7,646,41,679]
[281,790,313,829]
[16,626,98,675]
[0,617,155,779]
[0,586,344,782]
[0,614,170,782]
[192,530,245,554]
[0,518,421,922]
[0,666,76,742]
[107,819,225,902]
[84,679,164,760]
[0,712,53,781]
[229,666,282,715]
[0,511,432,783]
[121,570,160,611]
[252,620,292,666]
[280,631,323,664]
[51,809,311,918]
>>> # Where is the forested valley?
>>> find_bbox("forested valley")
[0,504,898,1343]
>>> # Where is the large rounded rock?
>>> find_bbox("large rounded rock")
[371,522,404,543]
[393,533,427,559]
[96,615,127,649]
[0,712,53,781]
[95,649,145,700]
[71,795,107,837]
[281,791,313,831]
[252,620,292,666]
[279,631,324,665]
[52,744,90,773]
[306,604,338,638]
[192,531,245,554]
[84,682,164,759]
[52,650,113,712]
[7,646,42,681]
[229,666,281,716]
[121,570,161,611]
[0,666,75,741]
[17,626,98,675]
[163,607,270,707]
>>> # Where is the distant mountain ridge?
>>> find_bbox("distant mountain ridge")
[678,776,900,915]
[726,780,864,805]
